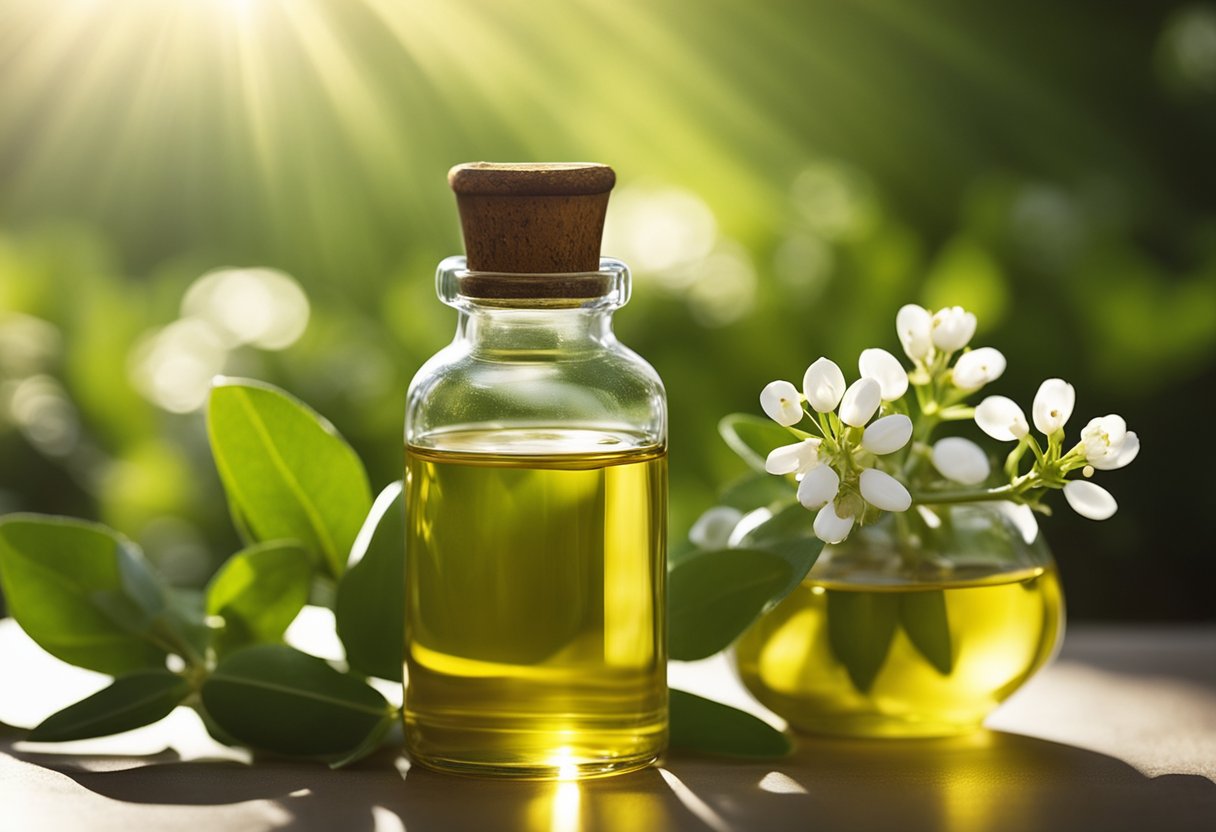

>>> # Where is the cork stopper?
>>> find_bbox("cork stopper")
[449,162,615,275]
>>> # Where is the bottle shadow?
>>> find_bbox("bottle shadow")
[5,730,1214,832]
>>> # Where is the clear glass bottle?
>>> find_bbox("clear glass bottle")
[403,163,667,779]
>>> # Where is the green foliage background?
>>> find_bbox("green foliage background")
[1,0,1214,619]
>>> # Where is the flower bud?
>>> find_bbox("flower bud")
[797,464,840,510]
[813,502,856,544]
[860,414,913,455]
[765,439,822,475]
[896,304,933,361]
[951,347,1006,392]
[975,395,1029,442]
[858,348,909,401]
[1063,480,1118,520]
[803,358,846,414]
[1032,378,1075,436]
[859,468,912,512]
[839,377,881,428]
[931,437,991,485]
[760,380,803,426]
[930,306,977,352]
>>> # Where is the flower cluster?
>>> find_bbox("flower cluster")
[757,304,1140,543]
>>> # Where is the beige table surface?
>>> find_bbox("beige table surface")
[2,623,1214,832]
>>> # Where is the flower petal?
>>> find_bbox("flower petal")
[896,304,933,361]
[839,377,881,428]
[1063,480,1118,520]
[859,468,912,512]
[858,348,909,401]
[760,380,803,427]
[802,358,846,413]
[1032,378,1076,436]
[813,503,855,544]
[861,414,913,455]
[931,437,991,485]
[689,506,745,549]
[975,395,1029,442]
[930,306,977,352]
[951,347,1006,392]
[765,439,822,475]
[797,464,840,510]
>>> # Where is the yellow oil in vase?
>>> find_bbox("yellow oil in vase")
[404,429,667,778]
[734,566,1063,737]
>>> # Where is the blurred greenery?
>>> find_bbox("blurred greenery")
[1,0,1213,619]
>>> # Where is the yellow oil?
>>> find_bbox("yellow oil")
[734,567,1062,737]
[404,429,667,778]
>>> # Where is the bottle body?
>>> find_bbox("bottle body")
[403,258,667,778]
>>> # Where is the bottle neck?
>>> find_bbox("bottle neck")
[455,305,616,358]
[436,256,630,359]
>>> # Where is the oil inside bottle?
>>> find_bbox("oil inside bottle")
[404,428,667,778]
[734,566,1062,737]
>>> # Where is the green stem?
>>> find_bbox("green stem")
[910,484,1018,505]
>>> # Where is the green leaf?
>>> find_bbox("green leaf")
[899,590,955,675]
[669,689,791,758]
[826,589,899,694]
[206,378,372,579]
[201,644,393,758]
[0,514,169,674]
[335,481,405,681]
[206,540,312,656]
[668,548,794,661]
[733,502,824,602]
[28,670,190,742]
[718,473,795,512]
[719,414,800,473]
[328,712,397,769]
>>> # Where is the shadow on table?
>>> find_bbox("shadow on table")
[7,730,1215,832]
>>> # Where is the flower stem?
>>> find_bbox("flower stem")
[910,484,1017,505]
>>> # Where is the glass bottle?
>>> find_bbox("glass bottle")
[403,163,668,779]
[733,502,1063,737]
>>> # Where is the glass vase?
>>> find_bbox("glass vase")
[733,502,1064,738]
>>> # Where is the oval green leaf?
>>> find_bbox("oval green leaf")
[719,414,802,473]
[207,379,372,578]
[669,689,791,758]
[206,540,312,656]
[335,481,405,681]
[718,472,797,511]
[668,548,794,661]
[826,590,899,694]
[900,590,955,675]
[0,514,168,674]
[734,502,825,602]
[201,644,392,758]
[28,670,191,742]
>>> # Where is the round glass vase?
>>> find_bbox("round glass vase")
[733,502,1064,738]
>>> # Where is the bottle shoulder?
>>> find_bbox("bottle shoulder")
[405,340,666,447]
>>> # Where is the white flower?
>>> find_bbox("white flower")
[839,377,882,428]
[1063,480,1118,520]
[896,304,933,361]
[859,468,912,512]
[689,506,744,549]
[797,464,840,510]
[975,395,1030,441]
[1032,378,1075,436]
[931,437,991,485]
[813,503,855,544]
[858,348,908,401]
[931,306,977,352]
[861,414,913,455]
[760,380,803,426]
[803,358,846,413]
[952,347,1006,392]
[765,438,822,475]
[1081,415,1140,470]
